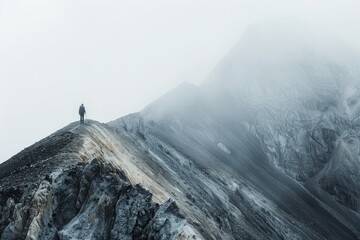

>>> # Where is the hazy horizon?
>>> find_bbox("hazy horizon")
[2,0,360,162]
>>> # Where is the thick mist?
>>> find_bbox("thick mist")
[2,0,360,162]
[1,4,360,238]
[142,18,360,129]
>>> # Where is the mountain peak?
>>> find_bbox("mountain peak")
[203,18,359,91]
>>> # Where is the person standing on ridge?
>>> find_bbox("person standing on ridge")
[79,104,86,124]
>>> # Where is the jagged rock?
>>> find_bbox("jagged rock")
[0,131,198,240]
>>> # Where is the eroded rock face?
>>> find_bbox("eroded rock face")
[249,85,360,215]
[1,118,360,240]
[0,126,199,240]
[317,129,360,212]
[190,21,360,216]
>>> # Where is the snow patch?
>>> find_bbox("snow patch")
[217,143,231,154]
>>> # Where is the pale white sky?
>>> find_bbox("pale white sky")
[1,0,360,162]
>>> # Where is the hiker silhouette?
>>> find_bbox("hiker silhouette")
[79,104,86,124]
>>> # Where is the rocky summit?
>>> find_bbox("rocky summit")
[0,122,201,240]
[1,20,360,240]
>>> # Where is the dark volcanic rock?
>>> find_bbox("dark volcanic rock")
[0,122,198,240]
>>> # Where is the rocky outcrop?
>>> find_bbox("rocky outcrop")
[249,84,360,215]
[1,116,359,239]
[0,124,199,240]
[317,129,360,212]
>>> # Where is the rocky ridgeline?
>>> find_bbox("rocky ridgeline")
[0,127,197,240]
[2,20,360,240]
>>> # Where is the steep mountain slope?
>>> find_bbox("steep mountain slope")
[110,109,360,240]
[1,19,360,240]
[111,20,360,238]
[0,122,199,240]
[198,19,360,216]
[2,116,358,239]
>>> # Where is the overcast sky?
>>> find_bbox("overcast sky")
[1,0,360,162]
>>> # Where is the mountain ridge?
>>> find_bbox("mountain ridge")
[0,121,203,240]
[2,19,360,239]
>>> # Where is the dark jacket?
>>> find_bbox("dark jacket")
[79,105,86,115]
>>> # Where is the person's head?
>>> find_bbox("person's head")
[81,103,84,106]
